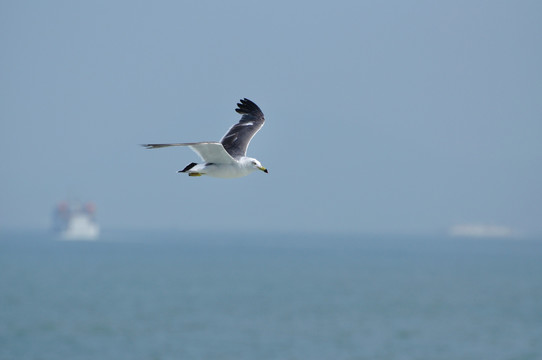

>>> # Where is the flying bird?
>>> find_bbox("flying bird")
[143,98,268,178]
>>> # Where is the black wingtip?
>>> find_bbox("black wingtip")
[235,98,263,116]
[142,144,163,149]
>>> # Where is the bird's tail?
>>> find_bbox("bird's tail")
[178,162,198,173]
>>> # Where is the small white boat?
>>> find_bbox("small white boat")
[449,224,513,238]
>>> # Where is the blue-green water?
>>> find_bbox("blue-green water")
[1,231,541,360]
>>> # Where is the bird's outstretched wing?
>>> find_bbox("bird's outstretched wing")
[220,98,265,158]
[142,142,236,163]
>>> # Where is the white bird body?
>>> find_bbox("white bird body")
[188,156,263,178]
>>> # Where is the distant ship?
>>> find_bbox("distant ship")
[53,201,100,240]
[449,224,513,238]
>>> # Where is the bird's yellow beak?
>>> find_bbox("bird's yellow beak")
[258,166,268,174]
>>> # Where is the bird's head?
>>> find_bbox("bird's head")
[247,158,268,174]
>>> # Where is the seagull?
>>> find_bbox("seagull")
[142,98,268,178]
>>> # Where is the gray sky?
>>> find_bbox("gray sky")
[1,1,541,236]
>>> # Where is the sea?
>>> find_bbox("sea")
[1,230,541,360]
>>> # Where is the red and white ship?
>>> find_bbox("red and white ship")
[53,201,100,240]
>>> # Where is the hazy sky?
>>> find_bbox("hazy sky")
[1,1,541,236]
